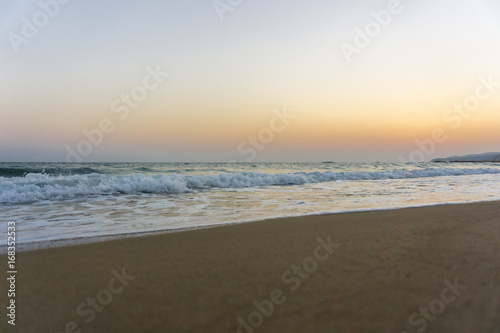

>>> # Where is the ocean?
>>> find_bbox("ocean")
[1,162,500,249]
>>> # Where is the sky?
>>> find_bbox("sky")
[1,0,500,162]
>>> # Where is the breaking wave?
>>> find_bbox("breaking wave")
[2,167,500,203]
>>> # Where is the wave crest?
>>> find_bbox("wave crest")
[1,167,500,203]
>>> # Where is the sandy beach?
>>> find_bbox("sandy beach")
[2,201,500,332]
[4,0,500,332]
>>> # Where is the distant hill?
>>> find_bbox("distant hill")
[431,152,500,163]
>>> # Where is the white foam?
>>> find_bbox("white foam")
[2,167,500,203]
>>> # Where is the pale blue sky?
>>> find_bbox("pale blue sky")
[1,0,500,162]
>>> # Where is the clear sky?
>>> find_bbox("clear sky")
[1,0,500,162]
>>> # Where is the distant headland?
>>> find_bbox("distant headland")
[431,152,500,163]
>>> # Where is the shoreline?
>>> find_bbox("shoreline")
[1,200,500,332]
[4,198,500,254]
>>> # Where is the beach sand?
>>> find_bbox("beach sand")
[2,201,500,332]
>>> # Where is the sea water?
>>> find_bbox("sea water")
[1,162,500,248]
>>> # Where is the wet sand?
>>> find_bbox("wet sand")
[1,201,500,332]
